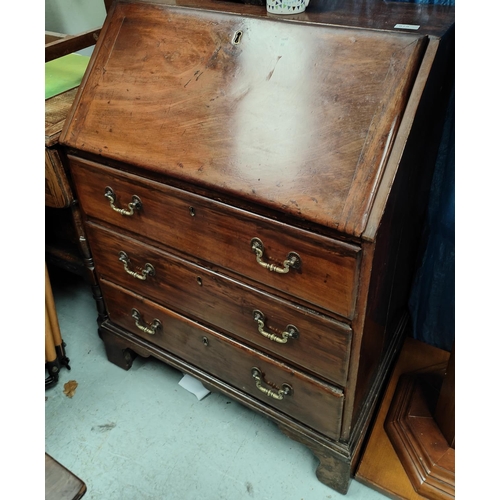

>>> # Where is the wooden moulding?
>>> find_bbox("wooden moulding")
[384,368,455,500]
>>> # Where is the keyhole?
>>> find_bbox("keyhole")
[232,30,243,45]
[189,206,195,217]
[196,277,203,286]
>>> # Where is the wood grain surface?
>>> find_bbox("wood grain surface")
[100,278,345,440]
[61,1,426,237]
[86,221,353,385]
[69,156,361,318]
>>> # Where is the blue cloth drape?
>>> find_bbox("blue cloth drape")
[401,0,455,352]
[390,0,454,5]
[408,85,455,352]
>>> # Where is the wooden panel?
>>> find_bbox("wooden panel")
[86,221,352,385]
[100,278,345,440]
[45,453,86,500]
[69,156,361,318]
[61,1,426,236]
[45,149,73,208]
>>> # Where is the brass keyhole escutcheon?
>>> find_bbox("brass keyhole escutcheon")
[202,336,209,346]
[196,277,203,286]
[189,206,196,217]
[232,30,243,45]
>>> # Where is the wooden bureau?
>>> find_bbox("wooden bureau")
[60,0,454,493]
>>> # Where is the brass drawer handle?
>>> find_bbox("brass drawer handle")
[118,251,155,280]
[253,310,299,344]
[104,186,142,216]
[250,238,301,274]
[131,308,161,335]
[251,367,293,400]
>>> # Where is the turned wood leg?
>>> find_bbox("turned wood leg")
[70,201,108,324]
[277,424,351,494]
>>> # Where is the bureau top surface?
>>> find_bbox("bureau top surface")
[61,0,433,237]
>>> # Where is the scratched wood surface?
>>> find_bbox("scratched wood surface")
[61,1,426,237]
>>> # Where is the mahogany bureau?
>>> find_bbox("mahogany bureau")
[60,0,454,493]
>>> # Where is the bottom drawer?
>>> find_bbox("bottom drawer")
[100,279,344,440]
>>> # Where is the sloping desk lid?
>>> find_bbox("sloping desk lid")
[61,0,428,238]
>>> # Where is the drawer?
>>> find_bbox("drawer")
[70,156,361,318]
[100,279,345,440]
[86,222,352,385]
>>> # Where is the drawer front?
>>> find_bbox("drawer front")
[86,222,352,385]
[100,279,344,440]
[70,156,361,318]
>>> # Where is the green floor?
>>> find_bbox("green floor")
[45,267,390,500]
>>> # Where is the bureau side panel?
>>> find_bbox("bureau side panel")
[346,33,454,443]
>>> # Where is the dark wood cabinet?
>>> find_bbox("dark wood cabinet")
[60,0,454,493]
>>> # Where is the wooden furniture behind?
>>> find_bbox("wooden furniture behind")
[356,337,453,500]
[46,81,93,277]
[45,29,108,321]
[45,0,112,275]
[384,344,455,499]
[59,0,455,494]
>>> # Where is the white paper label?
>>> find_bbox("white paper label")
[394,24,421,30]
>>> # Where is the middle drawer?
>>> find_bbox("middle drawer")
[87,222,352,386]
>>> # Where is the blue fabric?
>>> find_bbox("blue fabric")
[390,0,454,5]
[408,85,455,352]
[399,0,455,352]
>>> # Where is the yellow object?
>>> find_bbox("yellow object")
[45,53,90,99]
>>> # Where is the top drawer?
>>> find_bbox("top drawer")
[69,156,361,318]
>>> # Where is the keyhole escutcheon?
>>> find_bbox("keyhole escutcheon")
[232,30,243,45]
